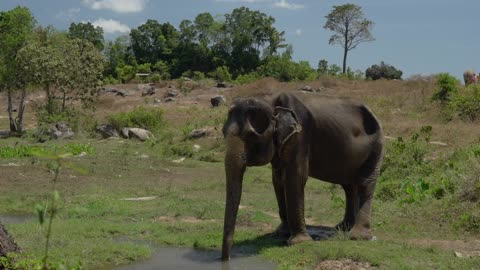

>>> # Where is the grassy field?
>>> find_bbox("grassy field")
[0,78,479,269]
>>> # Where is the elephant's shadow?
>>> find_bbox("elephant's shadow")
[233,224,337,255]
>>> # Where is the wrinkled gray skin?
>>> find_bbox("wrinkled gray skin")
[221,92,384,261]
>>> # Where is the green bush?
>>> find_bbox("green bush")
[115,64,136,83]
[449,85,480,121]
[365,61,403,80]
[0,143,95,159]
[192,71,206,81]
[431,73,459,103]
[208,66,232,82]
[235,72,260,84]
[106,106,165,133]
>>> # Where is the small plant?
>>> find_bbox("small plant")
[32,150,87,269]
[400,178,430,203]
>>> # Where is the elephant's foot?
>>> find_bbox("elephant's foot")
[273,222,291,239]
[334,220,354,232]
[287,232,312,245]
[350,226,373,240]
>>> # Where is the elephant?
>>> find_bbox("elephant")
[221,91,384,261]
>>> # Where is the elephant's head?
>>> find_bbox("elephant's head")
[221,97,300,260]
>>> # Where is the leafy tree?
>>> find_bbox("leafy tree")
[324,4,374,74]
[130,20,179,64]
[68,22,104,51]
[17,29,104,115]
[365,61,403,80]
[258,45,315,82]
[328,64,342,76]
[317,59,329,75]
[0,6,35,133]
[103,35,136,79]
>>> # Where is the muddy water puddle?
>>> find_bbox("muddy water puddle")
[110,247,276,270]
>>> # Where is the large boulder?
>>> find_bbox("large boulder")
[96,124,119,139]
[141,85,156,96]
[127,128,154,141]
[50,122,74,139]
[210,95,226,107]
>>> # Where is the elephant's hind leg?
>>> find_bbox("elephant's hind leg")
[335,184,359,232]
[350,168,379,240]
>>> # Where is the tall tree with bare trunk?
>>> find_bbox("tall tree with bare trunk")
[324,4,374,74]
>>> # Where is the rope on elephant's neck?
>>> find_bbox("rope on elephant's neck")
[273,106,299,122]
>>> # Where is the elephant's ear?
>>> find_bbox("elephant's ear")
[274,107,302,156]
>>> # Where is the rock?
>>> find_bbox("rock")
[165,88,179,98]
[210,95,226,107]
[115,90,129,97]
[299,85,314,92]
[120,128,130,138]
[141,85,156,96]
[189,127,214,139]
[183,77,192,81]
[50,122,74,139]
[154,98,162,104]
[128,128,154,141]
[96,124,119,139]
[216,82,227,88]
[164,97,176,103]
[454,251,480,258]
[193,144,201,152]
[172,157,186,163]
[0,223,20,257]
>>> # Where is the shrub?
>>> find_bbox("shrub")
[115,64,136,83]
[449,85,480,121]
[234,72,260,85]
[431,73,459,103]
[192,71,206,81]
[208,66,232,82]
[365,61,403,80]
[106,106,165,133]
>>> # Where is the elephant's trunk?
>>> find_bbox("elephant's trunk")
[221,133,246,261]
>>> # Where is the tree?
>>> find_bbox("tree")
[365,61,403,80]
[324,4,374,74]
[67,22,104,51]
[130,20,179,65]
[0,6,35,134]
[103,35,136,79]
[317,59,329,75]
[17,29,104,115]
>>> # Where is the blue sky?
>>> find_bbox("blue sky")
[1,0,479,79]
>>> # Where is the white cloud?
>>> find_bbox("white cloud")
[215,0,268,2]
[274,0,304,10]
[91,18,130,34]
[295,29,302,36]
[56,8,80,22]
[82,0,148,13]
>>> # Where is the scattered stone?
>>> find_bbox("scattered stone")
[120,196,158,201]
[172,157,186,163]
[210,95,226,107]
[189,127,214,139]
[154,98,162,104]
[165,88,180,98]
[76,152,88,157]
[164,97,176,103]
[193,144,201,152]
[454,251,480,258]
[120,128,130,138]
[50,122,74,139]
[299,85,314,92]
[95,124,119,139]
[141,85,156,96]
[216,82,227,88]
[128,128,154,141]
[316,259,375,270]
[115,90,129,97]
[183,77,192,81]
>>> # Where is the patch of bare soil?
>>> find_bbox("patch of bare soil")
[315,259,376,270]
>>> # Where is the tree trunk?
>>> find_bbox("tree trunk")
[342,48,348,74]
[0,222,20,258]
[15,86,27,133]
[7,89,17,133]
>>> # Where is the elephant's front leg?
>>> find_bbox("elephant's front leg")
[272,166,290,239]
[283,162,312,245]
